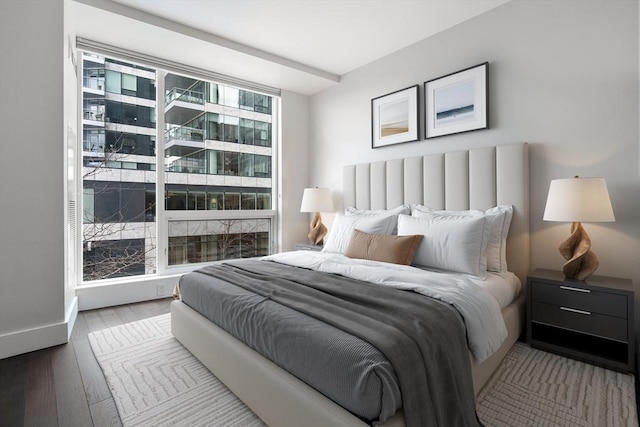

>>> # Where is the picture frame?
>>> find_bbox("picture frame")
[371,85,419,148]
[424,62,488,139]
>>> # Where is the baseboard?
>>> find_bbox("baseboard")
[76,275,180,311]
[0,296,78,359]
[66,296,79,340]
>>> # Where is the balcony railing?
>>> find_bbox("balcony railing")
[83,109,105,122]
[83,76,105,91]
[165,125,205,142]
[83,140,106,153]
[165,87,205,106]
[166,156,206,174]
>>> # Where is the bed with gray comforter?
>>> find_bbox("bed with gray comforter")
[178,258,481,427]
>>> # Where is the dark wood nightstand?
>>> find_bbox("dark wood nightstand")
[294,243,323,252]
[527,269,635,373]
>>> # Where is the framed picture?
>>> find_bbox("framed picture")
[371,85,419,148]
[424,62,488,139]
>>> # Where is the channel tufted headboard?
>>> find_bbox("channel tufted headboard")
[343,143,530,283]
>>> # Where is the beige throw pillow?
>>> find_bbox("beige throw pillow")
[344,229,423,266]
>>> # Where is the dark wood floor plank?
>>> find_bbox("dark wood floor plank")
[89,398,123,427]
[112,304,139,324]
[127,302,152,319]
[130,298,166,319]
[0,355,27,426]
[154,297,172,313]
[98,308,122,329]
[71,311,90,342]
[24,349,58,427]
[72,337,112,406]
[83,310,109,333]
[149,298,172,317]
[51,341,94,427]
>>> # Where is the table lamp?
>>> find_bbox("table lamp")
[300,187,333,245]
[543,176,615,280]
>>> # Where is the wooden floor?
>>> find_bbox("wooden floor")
[0,298,171,427]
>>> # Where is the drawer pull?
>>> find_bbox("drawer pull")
[560,285,591,293]
[560,306,591,315]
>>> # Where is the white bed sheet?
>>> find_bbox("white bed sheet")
[477,271,521,310]
[264,251,517,363]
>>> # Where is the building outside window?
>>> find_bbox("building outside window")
[81,53,276,283]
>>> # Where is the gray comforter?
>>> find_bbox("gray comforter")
[180,259,481,427]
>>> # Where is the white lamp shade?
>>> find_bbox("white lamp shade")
[543,177,615,222]
[300,188,334,213]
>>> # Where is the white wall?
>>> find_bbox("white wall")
[63,0,80,343]
[309,0,640,323]
[0,0,77,358]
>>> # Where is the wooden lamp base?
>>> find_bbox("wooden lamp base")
[308,212,327,245]
[558,222,599,281]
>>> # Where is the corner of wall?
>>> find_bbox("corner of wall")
[279,91,312,251]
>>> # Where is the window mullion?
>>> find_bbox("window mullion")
[155,70,167,275]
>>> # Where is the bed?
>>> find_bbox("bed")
[171,143,530,427]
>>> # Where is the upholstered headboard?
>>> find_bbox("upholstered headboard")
[343,143,530,283]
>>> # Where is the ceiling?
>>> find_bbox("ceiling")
[77,0,510,94]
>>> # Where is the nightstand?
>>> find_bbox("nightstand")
[294,243,323,252]
[527,269,634,373]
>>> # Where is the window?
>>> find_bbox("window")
[168,219,271,265]
[105,67,156,100]
[221,86,239,108]
[239,89,272,114]
[105,70,121,94]
[83,64,105,90]
[79,51,277,283]
[121,73,137,96]
[254,154,271,178]
[83,238,147,280]
[222,116,239,143]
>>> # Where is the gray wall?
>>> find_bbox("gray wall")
[280,90,313,252]
[309,0,640,326]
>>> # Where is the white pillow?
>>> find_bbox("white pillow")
[345,204,411,217]
[484,205,513,273]
[345,204,410,234]
[397,214,489,277]
[412,205,513,273]
[322,213,397,254]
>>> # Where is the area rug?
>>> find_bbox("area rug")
[88,314,265,427]
[89,314,637,427]
[476,342,637,427]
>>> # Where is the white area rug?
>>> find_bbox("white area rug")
[476,342,637,427]
[88,314,265,427]
[89,314,637,427]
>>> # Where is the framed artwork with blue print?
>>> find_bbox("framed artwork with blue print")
[424,62,488,139]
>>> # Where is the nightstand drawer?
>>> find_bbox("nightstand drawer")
[531,282,627,318]
[531,302,627,342]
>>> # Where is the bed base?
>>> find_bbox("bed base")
[171,293,524,427]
